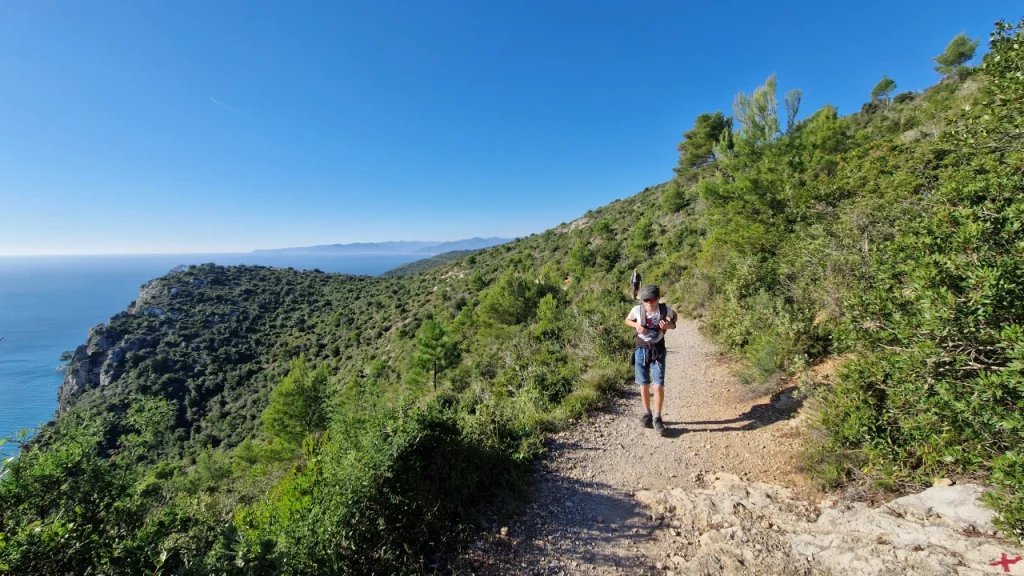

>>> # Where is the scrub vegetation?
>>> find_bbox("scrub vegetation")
[1,20,1022,573]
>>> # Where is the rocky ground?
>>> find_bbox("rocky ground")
[462,320,1024,575]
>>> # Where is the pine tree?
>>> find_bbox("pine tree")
[478,271,542,325]
[567,237,596,277]
[870,75,897,104]
[628,216,657,262]
[934,33,979,77]
[675,111,733,174]
[784,88,802,133]
[532,293,561,341]
[733,74,780,145]
[262,357,332,446]
[412,320,460,390]
[662,181,688,212]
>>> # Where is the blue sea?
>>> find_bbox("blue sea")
[0,253,421,455]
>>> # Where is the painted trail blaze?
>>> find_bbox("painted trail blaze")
[990,553,1023,573]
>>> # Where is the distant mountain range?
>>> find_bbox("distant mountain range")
[252,237,510,255]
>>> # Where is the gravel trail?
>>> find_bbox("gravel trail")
[464,319,809,574]
[464,319,1024,575]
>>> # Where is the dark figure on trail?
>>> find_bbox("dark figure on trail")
[630,268,642,299]
[624,284,677,436]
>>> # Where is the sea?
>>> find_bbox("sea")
[0,253,422,456]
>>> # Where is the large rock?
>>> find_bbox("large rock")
[131,279,166,313]
[56,277,176,415]
[56,316,157,414]
[635,473,1022,575]
[57,343,99,414]
[85,324,118,355]
[57,324,119,414]
[894,485,996,533]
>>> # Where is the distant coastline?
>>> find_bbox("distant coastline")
[252,237,510,256]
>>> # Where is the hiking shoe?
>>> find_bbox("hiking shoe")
[653,417,666,436]
[639,412,653,429]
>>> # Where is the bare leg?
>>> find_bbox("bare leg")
[653,386,664,415]
[640,384,651,412]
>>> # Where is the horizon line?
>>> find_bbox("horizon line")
[0,237,517,258]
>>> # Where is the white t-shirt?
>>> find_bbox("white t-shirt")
[627,303,673,343]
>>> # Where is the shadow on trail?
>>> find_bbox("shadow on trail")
[668,387,803,434]
[474,433,660,575]
[660,427,688,439]
[480,473,658,575]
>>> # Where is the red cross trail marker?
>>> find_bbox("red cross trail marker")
[991,553,1023,573]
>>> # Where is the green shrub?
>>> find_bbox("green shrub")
[239,400,527,574]
[262,357,333,448]
[677,19,1024,539]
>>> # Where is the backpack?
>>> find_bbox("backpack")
[629,303,668,366]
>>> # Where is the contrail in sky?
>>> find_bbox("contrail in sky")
[208,97,249,116]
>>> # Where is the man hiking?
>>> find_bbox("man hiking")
[624,284,677,436]
[630,268,642,299]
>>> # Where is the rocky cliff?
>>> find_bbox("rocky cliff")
[55,281,163,414]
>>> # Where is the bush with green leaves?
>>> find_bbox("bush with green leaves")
[676,18,1024,541]
[263,357,333,448]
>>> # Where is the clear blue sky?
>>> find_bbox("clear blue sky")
[0,1,1017,255]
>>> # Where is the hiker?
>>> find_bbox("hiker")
[624,284,677,435]
[630,268,642,299]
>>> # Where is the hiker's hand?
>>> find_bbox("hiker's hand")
[635,325,647,335]
[658,320,672,330]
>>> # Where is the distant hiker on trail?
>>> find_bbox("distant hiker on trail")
[624,284,677,436]
[630,268,642,299]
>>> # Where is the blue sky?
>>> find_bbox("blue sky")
[0,1,1017,255]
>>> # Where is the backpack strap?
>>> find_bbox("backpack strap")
[640,303,669,326]
[635,304,670,356]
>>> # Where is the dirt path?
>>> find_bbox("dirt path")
[463,319,810,574]
[464,320,1024,575]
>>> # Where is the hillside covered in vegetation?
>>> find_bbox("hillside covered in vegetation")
[1,19,1022,574]
[382,249,481,276]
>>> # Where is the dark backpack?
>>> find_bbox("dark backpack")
[629,303,668,366]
